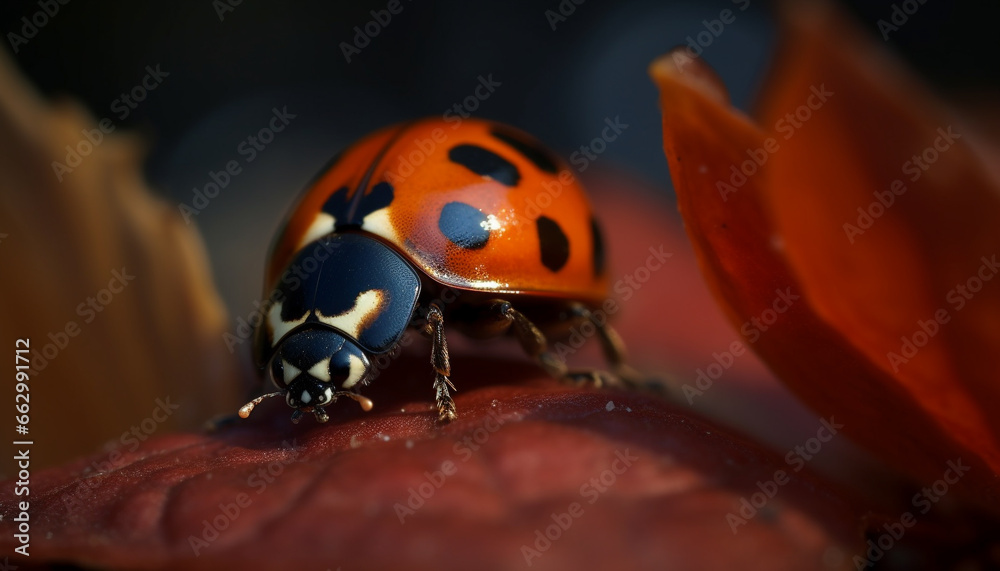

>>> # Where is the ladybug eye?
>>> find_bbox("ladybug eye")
[329,346,369,389]
[269,358,283,386]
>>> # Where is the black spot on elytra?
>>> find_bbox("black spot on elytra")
[321,186,351,222]
[360,181,395,216]
[591,218,605,277]
[448,144,520,186]
[439,202,490,249]
[537,216,570,272]
[322,181,395,227]
[490,127,559,174]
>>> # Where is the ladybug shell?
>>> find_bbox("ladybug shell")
[266,118,608,303]
[262,234,422,355]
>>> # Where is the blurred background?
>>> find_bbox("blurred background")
[1,0,995,321]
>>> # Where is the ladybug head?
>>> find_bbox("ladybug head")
[240,327,374,423]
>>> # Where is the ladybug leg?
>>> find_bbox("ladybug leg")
[566,303,643,387]
[311,407,330,424]
[424,303,458,422]
[489,299,632,388]
[480,299,570,379]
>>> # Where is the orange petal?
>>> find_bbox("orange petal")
[651,1,1000,511]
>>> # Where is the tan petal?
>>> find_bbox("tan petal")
[0,51,241,472]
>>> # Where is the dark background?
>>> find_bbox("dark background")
[2,0,995,320]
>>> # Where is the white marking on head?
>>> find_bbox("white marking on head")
[282,360,301,385]
[298,213,336,249]
[341,353,366,388]
[300,390,311,404]
[361,209,398,243]
[323,387,334,402]
[268,302,309,347]
[315,289,385,340]
[308,356,332,382]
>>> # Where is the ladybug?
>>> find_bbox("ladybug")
[239,118,635,424]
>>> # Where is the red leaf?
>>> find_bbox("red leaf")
[0,377,861,570]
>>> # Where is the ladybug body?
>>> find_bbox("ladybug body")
[242,118,632,423]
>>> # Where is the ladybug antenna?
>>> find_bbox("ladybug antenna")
[333,391,375,412]
[238,391,284,419]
